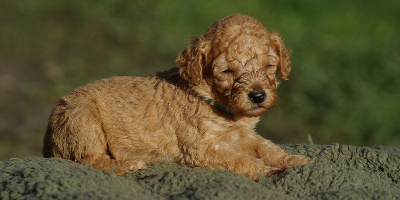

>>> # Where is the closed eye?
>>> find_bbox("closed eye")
[222,69,234,73]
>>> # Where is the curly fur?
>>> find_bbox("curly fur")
[42,14,312,180]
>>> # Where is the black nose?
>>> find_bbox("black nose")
[248,91,266,104]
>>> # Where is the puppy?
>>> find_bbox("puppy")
[43,14,312,180]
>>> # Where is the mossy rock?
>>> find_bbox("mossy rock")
[1,144,399,199]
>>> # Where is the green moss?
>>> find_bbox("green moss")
[1,145,399,199]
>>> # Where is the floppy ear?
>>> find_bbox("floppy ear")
[176,37,210,86]
[270,31,292,80]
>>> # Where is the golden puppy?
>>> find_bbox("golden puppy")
[43,14,312,180]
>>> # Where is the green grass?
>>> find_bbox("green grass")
[0,0,399,159]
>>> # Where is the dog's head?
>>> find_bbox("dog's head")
[177,14,291,117]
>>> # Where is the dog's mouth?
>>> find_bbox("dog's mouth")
[232,104,269,117]
[227,91,276,117]
[246,105,269,116]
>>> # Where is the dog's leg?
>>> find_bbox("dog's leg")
[86,155,147,175]
[181,142,282,180]
[43,98,146,175]
[222,153,283,180]
[253,135,313,169]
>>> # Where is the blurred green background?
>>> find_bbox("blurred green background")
[0,0,399,160]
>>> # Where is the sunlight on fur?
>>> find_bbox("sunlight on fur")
[42,14,312,181]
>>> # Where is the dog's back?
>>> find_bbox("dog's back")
[42,76,140,160]
[42,71,206,174]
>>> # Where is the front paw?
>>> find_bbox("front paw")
[248,166,284,181]
[114,159,147,175]
[285,155,313,168]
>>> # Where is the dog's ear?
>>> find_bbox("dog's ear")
[176,37,210,86]
[270,31,291,80]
